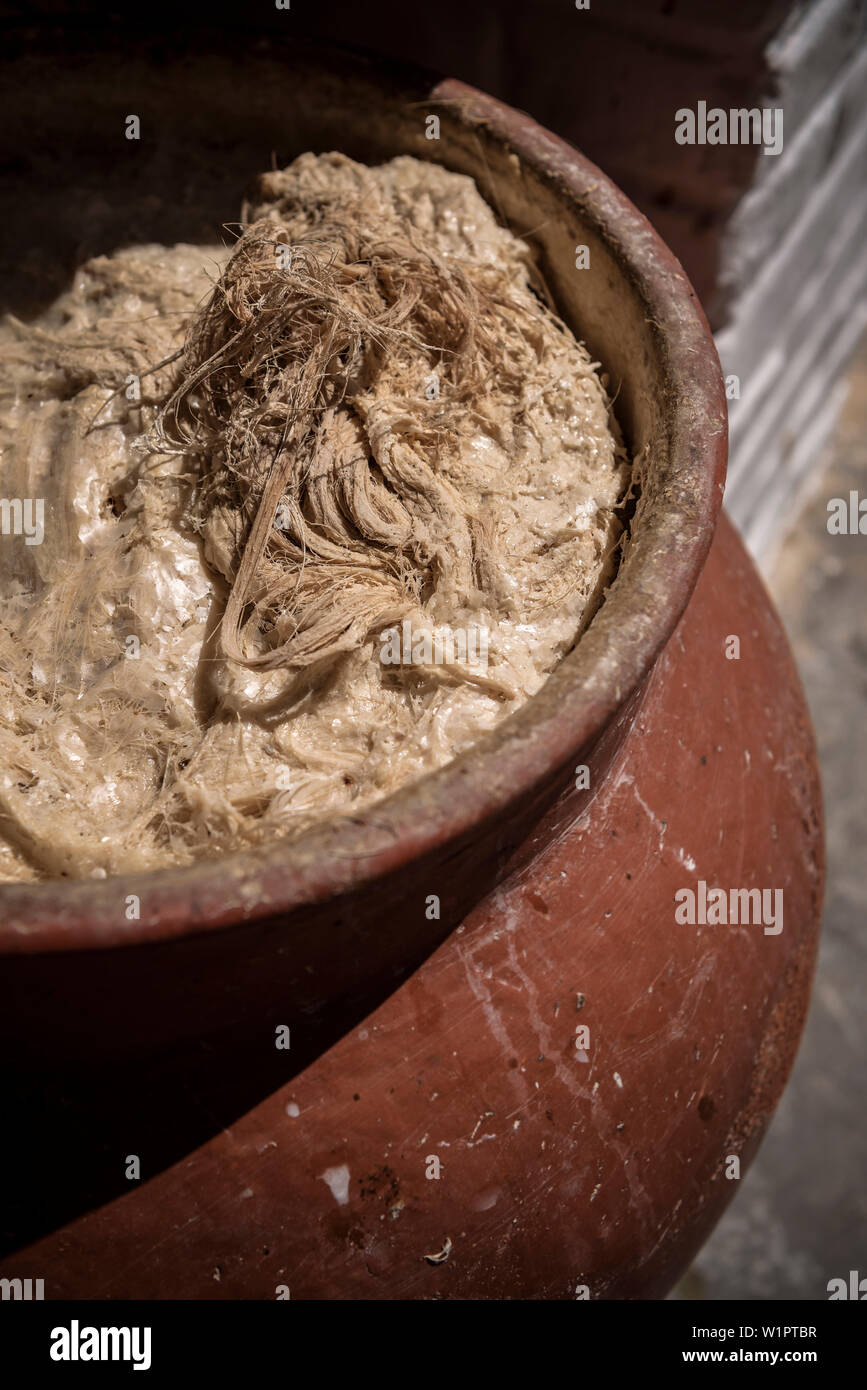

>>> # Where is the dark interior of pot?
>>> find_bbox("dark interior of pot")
[0,33,726,933]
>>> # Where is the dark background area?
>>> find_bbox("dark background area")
[1,0,798,322]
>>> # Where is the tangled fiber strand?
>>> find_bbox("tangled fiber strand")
[147,204,548,680]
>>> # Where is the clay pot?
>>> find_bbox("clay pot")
[0,35,823,1298]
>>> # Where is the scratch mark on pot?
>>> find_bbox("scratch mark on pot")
[455,927,530,1102]
[460,882,657,1238]
[616,767,667,849]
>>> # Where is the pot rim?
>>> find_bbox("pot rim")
[0,48,727,953]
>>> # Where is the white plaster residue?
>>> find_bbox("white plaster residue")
[466,1111,497,1148]
[285,1102,300,1118]
[318,1163,350,1206]
[613,1071,624,1088]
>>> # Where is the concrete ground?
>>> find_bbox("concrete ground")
[673,338,867,1300]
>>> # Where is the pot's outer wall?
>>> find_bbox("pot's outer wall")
[0,515,823,1298]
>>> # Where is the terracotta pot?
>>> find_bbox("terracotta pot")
[0,34,823,1298]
